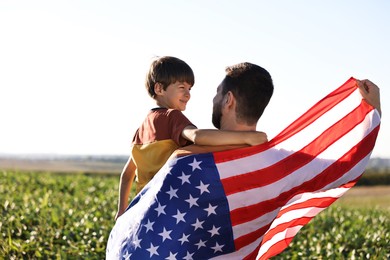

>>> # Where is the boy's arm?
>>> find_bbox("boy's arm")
[181,125,268,146]
[115,157,136,221]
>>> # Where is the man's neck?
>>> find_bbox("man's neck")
[220,120,257,131]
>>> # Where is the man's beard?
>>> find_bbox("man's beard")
[212,101,222,129]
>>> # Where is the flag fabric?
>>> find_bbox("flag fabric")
[106,77,380,259]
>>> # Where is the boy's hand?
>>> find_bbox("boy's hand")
[245,131,268,146]
[114,211,122,221]
[115,208,126,221]
[357,79,381,117]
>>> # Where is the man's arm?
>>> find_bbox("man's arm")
[181,125,268,146]
[173,143,248,158]
[115,157,136,220]
[357,79,381,117]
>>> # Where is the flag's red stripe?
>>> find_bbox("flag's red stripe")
[238,196,346,257]
[264,198,337,240]
[240,218,311,260]
[278,196,337,216]
[243,242,262,260]
[276,181,355,215]
[270,77,358,146]
[229,126,379,226]
[234,223,271,251]
[233,199,331,252]
[276,181,356,217]
[262,181,356,247]
[213,77,358,163]
[258,236,295,260]
[236,183,356,253]
[222,101,372,196]
[231,143,375,256]
[256,181,359,259]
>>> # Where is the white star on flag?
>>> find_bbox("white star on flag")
[159,227,172,242]
[196,181,209,194]
[132,237,142,249]
[178,171,191,184]
[183,251,194,260]
[208,225,221,237]
[185,194,199,208]
[166,186,179,199]
[155,203,166,216]
[143,219,154,233]
[191,218,204,230]
[146,243,159,257]
[123,250,131,260]
[195,239,207,249]
[211,242,224,253]
[178,233,190,245]
[173,209,186,224]
[189,158,202,171]
[166,251,178,260]
[204,203,217,216]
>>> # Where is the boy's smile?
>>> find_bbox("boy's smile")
[155,81,192,111]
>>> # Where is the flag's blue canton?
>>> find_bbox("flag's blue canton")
[120,153,235,259]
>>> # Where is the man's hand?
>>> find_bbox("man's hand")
[357,79,381,117]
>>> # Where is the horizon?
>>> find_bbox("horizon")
[1,152,390,161]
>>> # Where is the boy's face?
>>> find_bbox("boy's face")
[156,81,192,111]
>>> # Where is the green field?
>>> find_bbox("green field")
[1,171,389,259]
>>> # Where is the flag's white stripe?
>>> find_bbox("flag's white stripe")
[213,209,328,260]
[217,148,293,180]
[225,110,375,212]
[231,187,348,242]
[256,225,304,260]
[216,89,362,179]
[233,184,349,251]
[268,206,328,232]
[322,153,371,191]
[274,89,362,153]
[256,173,374,260]
[316,109,378,160]
[282,187,350,210]
[257,206,335,259]
[232,207,281,239]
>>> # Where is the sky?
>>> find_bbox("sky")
[1,1,389,158]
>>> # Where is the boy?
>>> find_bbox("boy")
[115,56,267,220]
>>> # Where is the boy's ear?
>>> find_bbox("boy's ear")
[154,83,164,96]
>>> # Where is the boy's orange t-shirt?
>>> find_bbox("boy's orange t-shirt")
[131,108,194,193]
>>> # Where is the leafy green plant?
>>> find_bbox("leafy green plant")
[1,171,118,259]
[277,206,390,259]
[1,171,389,259]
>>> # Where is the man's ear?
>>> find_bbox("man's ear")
[154,83,164,96]
[224,91,235,108]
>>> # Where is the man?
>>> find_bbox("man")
[106,62,381,259]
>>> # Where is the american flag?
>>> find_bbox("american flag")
[106,77,380,259]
